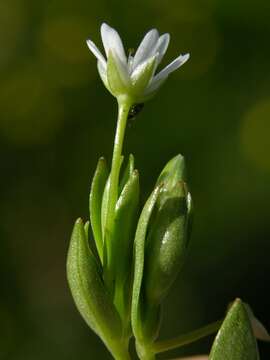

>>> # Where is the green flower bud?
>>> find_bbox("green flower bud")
[131,155,192,347]
[66,218,123,357]
[144,154,192,304]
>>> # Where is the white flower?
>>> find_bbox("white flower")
[87,23,190,102]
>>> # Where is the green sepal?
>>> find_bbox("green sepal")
[112,169,140,325]
[131,185,162,344]
[209,298,260,360]
[130,55,157,101]
[107,50,129,97]
[66,218,123,355]
[144,181,190,304]
[89,157,109,262]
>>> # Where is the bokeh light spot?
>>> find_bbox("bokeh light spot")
[241,99,270,172]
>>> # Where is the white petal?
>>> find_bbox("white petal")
[153,53,190,82]
[143,74,167,96]
[100,23,127,63]
[97,60,108,86]
[86,39,107,68]
[155,33,170,65]
[132,29,159,70]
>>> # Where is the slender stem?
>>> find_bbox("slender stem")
[153,319,222,354]
[104,96,132,286]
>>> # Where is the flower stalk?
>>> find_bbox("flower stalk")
[103,96,132,280]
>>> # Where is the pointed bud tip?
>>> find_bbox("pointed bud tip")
[228,299,270,342]
[98,156,106,164]
[75,218,83,225]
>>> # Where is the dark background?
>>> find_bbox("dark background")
[0,0,270,359]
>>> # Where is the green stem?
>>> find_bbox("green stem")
[104,96,132,285]
[109,336,131,360]
[112,348,131,360]
[153,319,222,354]
[136,343,156,360]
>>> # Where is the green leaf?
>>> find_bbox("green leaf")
[112,169,139,322]
[89,157,109,262]
[66,218,123,354]
[119,154,135,194]
[209,298,260,360]
[131,185,162,343]
[101,157,125,248]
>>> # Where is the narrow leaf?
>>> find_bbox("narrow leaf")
[119,154,135,193]
[89,157,109,262]
[131,185,161,341]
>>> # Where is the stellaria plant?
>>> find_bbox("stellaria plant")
[66,23,269,360]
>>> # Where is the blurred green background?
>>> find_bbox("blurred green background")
[1,0,270,358]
